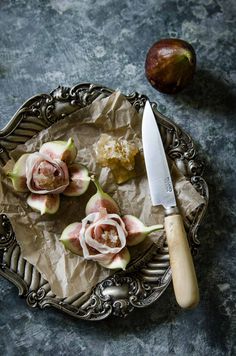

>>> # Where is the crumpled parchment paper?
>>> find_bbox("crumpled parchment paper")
[0,91,205,298]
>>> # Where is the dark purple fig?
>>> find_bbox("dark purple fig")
[145,38,196,94]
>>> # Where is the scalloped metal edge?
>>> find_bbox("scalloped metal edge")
[0,83,208,320]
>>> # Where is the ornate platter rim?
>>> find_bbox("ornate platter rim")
[0,83,209,320]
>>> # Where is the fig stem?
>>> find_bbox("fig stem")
[67,137,74,147]
[176,50,193,65]
[145,224,163,234]
[90,175,103,194]
[7,172,15,178]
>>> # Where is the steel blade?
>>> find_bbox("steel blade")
[142,101,176,208]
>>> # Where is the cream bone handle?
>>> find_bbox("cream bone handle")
[164,210,199,309]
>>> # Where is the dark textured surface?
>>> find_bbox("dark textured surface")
[0,0,235,355]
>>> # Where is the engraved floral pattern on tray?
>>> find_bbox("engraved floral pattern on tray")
[0,83,208,320]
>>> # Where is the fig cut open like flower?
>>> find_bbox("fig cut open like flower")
[26,152,70,194]
[8,137,90,214]
[61,178,163,271]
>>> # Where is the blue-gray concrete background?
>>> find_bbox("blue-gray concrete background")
[0,0,235,355]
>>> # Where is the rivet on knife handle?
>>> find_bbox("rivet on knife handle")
[165,210,199,309]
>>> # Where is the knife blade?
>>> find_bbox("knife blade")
[142,100,199,309]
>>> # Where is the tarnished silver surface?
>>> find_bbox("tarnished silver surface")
[0,83,208,320]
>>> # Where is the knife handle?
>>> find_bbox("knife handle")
[164,212,199,309]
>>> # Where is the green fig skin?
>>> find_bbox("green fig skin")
[145,38,196,94]
[27,193,60,215]
[63,164,90,197]
[39,137,77,164]
[85,176,120,215]
[8,153,31,192]
[99,247,130,270]
[122,215,163,246]
[60,222,83,256]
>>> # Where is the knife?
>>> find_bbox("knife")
[142,100,199,309]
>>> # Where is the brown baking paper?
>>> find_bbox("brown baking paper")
[0,91,205,298]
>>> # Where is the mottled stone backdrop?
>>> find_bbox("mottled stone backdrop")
[0,0,235,355]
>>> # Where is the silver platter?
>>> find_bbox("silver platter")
[0,83,208,320]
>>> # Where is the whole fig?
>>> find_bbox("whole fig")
[145,38,196,94]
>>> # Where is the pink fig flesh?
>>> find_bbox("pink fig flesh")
[122,215,163,246]
[85,176,120,215]
[63,163,90,197]
[26,152,69,194]
[98,247,130,270]
[39,137,77,164]
[27,193,60,215]
[60,222,83,256]
[8,153,31,192]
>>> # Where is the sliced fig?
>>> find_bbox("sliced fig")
[63,163,90,197]
[26,152,69,194]
[85,176,120,215]
[99,247,130,270]
[39,137,77,164]
[8,154,31,192]
[27,193,60,215]
[84,213,127,255]
[60,222,83,256]
[122,215,163,246]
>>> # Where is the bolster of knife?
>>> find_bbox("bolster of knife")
[164,212,199,309]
